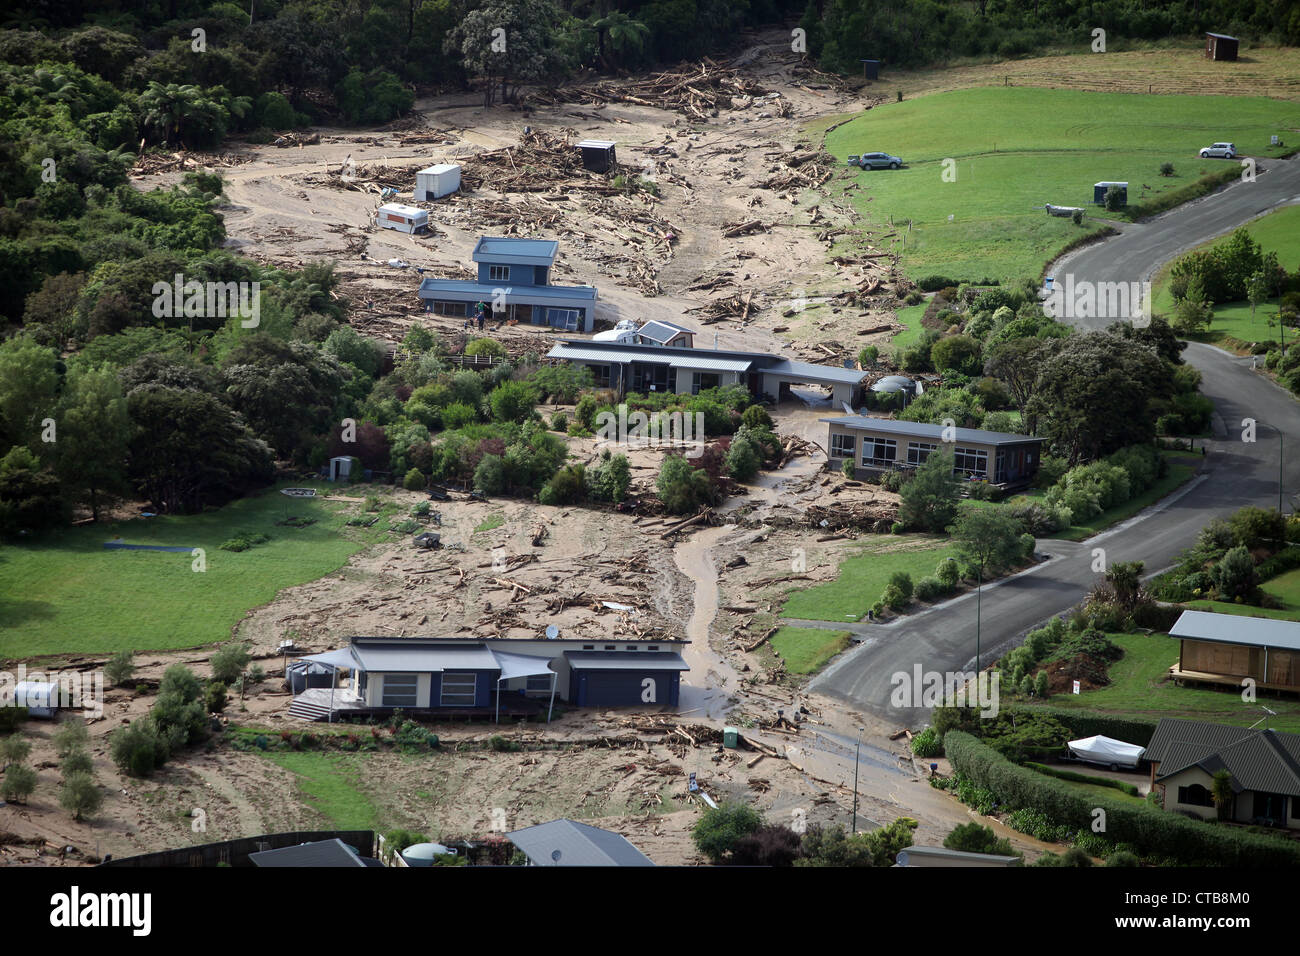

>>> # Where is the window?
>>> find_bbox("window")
[860,437,897,467]
[440,673,476,707]
[953,446,988,477]
[830,433,856,458]
[582,644,594,650]
[430,300,466,317]
[648,645,659,651]
[525,675,553,692]
[381,674,419,708]
[626,645,638,651]
[604,645,616,650]
[1177,784,1215,808]
[691,372,721,395]
[907,441,937,465]
[488,265,510,282]
[546,308,579,331]
[590,364,612,389]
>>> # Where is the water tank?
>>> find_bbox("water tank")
[871,375,915,394]
[401,842,457,867]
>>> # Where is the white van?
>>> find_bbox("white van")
[376,203,429,235]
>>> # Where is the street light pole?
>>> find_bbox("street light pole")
[976,561,983,674]
[851,727,863,835]
[1259,422,1286,515]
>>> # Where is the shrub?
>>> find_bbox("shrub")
[204,681,227,714]
[944,822,1018,857]
[1159,162,1175,177]
[914,576,946,602]
[538,463,587,506]
[109,719,169,777]
[1,734,32,766]
[911,727,942,758]
[104,651,135,688]
[2,763,36,803]
[725,437,761,482]
[937,557,961,588]
[61,748,93,777]
[550,412,568,432]
[1106,850,1141,867]
[917,275,958,292]
[887,571,914,601]
[1071,208,1084,225]
[1212,545,1257,601]
[587,452,631,503]
[473,454,507,495]
[53,720,89,757]
[488,380,539,423]
[692,803,764,863]
[464,337,506,358]
[440,401,479,430]
[1033,671,1050,698]
[60,771,102,821]
[210,645,251,685]
[403,468,426,490]
[740,405,774,430]
[1229,506,1286,551]
[385,829,430,854]
[657,454,718,515]
[841,457,855,479]
[881,582,909,611]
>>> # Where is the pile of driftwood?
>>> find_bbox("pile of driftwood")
[687,291,755,324]
[274,131,320,148]
[131,150,251,176]
[458,128,611,194]
[803,502,896,534]
[756,149,836,190]
[527,58,772,121]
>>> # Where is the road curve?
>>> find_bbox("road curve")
[811,158,1300,724]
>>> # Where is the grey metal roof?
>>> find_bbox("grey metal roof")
[764,359,866,386]
[1144,717,1256,765]
[472,236,558,266]
[1170,610,1300,652]
[546,343,752,373]
[507,818,655,866]
[564,651,689,671]
[418,278,596,304]
[819,415,1042,446]
[250,838,369,868]
[1154,726,1300,796]
[894,846,1022,867]
[350,639,499,672]
[637,320,693,342]
[577,140,617,150]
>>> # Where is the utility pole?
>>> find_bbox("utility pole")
[851,727,864,835]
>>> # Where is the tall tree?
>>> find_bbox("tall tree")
[949,507,1025,580]
[0,336,61,450]
[55,364,131,521]
[898,447,960,532]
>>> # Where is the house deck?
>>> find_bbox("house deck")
[1168,666,1300,697]
[289,687,551,722]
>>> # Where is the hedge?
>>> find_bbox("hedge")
[1257,545,1300,583]
[945,731,1300,867]
[1025,762,1141,798]
[1006,706,1158,748]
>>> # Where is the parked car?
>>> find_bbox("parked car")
[1199,142,1237,158]
[849,152,903,170]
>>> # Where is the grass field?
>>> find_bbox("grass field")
[823,87,1300,283]
[0,484,394,659]
[1150,203,1300,347]
[781,538,955,622]
[1044,632,1300,732]
[890,302,929,347]
[769,626,851,674]
[1182,566,1300,622]
[261,752,379,831]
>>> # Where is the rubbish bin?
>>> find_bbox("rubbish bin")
[723,727,740,749]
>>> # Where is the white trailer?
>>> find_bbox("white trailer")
[376,203,429,235]
[415,164,461,201]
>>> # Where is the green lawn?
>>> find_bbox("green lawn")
[824,87,1300,283]
[891,302,929,347]
[1182,566,1300,621]
[1150,203,1300,346]
[781,538,955,622]
[0,484,394,658]
[769,627,851,674]
[1043,632,1300,732]
[262,752,379,831]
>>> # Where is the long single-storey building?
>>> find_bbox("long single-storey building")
[417,237,598,332]
[821,416,1045,488]
[546,339,867,406]
[287,636,689,722]
[1144,717,1300,829]
[1168,610,1300,693]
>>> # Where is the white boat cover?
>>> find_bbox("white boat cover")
[1067,735,1144,768]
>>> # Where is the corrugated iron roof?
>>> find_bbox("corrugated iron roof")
[250,838,369,868]
[1145,717,1257,765]
[472,236,559,266]
[507,818,654,866]
[546,343,752,373]
[564,651,689,671]
[1170,610,1300,651]
[765,359,866,385]
[350,640,499,672]
[819,415,1042,446]
[1155,727,1300,797]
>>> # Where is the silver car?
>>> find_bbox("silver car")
[1199,142,1237,158]
[850,152,903,170]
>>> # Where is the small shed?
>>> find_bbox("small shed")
[1093,181,1128,206]
[859,59,881,81]
[577,140,617,173]
[376,203,429,235]
[415,164,460,201]
[1205,33,1239,61]
[328,456,353,482]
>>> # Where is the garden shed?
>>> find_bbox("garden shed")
[1205,33,1239,61]
[1093,181,1128,205]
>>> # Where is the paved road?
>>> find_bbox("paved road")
[810,158,1300,724]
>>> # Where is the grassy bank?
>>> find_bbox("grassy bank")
[769,627,852,674]
[781,538,955,623]
[823,87,1300,283]
[0,484,394,658]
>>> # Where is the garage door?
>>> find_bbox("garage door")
[572,670,679,707]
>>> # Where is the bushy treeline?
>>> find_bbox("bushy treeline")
[1150,507,1300,604]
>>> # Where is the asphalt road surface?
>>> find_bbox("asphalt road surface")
[811,157,1300,724]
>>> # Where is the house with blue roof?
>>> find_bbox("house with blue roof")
[417,236,598,332]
